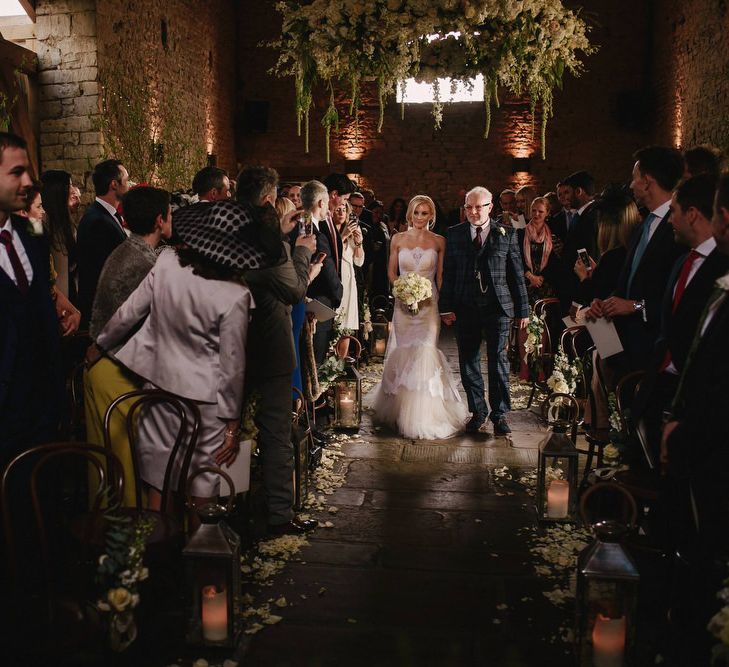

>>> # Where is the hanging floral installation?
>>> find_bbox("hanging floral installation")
[269,0,595,161]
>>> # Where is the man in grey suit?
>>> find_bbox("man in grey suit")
[440,186,529,435]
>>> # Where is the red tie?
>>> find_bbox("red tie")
[660,249,701,371]
[473,226,483,250]
[0,229,29,295]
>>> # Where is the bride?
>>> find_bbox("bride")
[368,195,468,439]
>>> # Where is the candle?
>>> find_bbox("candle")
[339,395,355,424]
[374,339,386,355]
[592,614,626,667]
[201,585,228,642]
[546,479,569,519]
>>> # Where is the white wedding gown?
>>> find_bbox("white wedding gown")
[368,247,468,439]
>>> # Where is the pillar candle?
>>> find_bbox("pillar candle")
[592,614,626,667]
[546,479,569,519]
[201,585,228,642]
[339,396,355,424]
[374,339,386,355]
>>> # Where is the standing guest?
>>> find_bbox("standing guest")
[368,199,390,301]
[287,184,302,208]
[301,180,343,364]
[346,191,370,322]
[321,172,352,276]
[17,182,44,236]
[77,159,130,327]
[513,185,535,230]
[68,184,81,219]
[558,170,599,312]
[96,201,256,510]
[498,189,517,225]
[440,186,529,435]
[683,145,724,179]
[0,132,63,466]
[388,197,408,233]
[361,187,375,210]
[192,166,231,202]
[548,180,574,243]
[41,169,78,302]
[84,187,172,506]
[660,172,729,666]
[587,146,684,374]
[332,201,364,331]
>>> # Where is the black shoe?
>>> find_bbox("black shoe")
[493,417,511,435]
[267,517,318,536]
[465,414,486,433]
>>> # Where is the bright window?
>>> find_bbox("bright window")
[396,74,485,104]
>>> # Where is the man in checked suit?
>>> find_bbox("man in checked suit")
[440,186,529,435]
[77,159,130,327]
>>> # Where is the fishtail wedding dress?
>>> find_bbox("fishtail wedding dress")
[368,247,468,439]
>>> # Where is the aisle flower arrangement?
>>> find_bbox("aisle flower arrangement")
[524,310,546,378]
[546,348,582,396]
[269,0,595,160]
[602,391,624,467]
[392,271,433,314]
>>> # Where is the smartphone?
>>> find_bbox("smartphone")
[298,211,312,236]
[315,251,327,264]
[577,247,591,268]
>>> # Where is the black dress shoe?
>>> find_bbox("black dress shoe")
[267,517,318,536]
[465,414,487,433]
[493,417,511,435]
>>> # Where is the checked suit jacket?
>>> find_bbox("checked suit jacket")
[439,220,529,319]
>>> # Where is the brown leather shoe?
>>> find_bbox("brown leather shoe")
[267,517,318,536]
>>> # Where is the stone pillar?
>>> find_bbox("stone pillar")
[35,0,102,190]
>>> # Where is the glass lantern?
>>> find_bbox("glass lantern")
[369,316,390,359]
[536,422,580,523]
[183,469,242,648]
[291,415,310,511]
[332,357,362,430]
[575,521,639,666]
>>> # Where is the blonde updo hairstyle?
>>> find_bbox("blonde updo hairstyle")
[405,194,436,230]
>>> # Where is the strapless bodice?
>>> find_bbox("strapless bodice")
[398,246,437,281]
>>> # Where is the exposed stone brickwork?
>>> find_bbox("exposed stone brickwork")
[238,0,651,209]
[652,0,729,154]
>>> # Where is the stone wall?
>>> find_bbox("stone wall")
[36,0,102,191]
[34,0,236,193]
[652,0,729,153]
[238,0,652,209]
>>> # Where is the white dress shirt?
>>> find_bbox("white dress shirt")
[646,200,671,241]
[469,221,490,241]
[0,217,34,286]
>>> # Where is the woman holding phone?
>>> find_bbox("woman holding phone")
[332,201,364,331]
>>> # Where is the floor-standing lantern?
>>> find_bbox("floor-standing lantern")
[369,310,390,359]
[575,483,640,667]
[333,356,362,430]
[183,468,242,648]
[536,393,580,523]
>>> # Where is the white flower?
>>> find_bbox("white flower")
[498,225,506,236]
[715,272,729,291]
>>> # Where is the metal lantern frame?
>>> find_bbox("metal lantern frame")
[291,387,310,511]
[536,393,580,524]
[575,484,640,667]
[183,467,242,648]
[369,310,390,359]
[332,357,363,430]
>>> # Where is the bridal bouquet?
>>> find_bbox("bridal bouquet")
[392,272,432,314]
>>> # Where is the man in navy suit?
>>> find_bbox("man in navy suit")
[0,132,62,466]
[77,159,129,327]
[440,186,529,435]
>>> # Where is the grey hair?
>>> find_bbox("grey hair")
[465,186,493,203]
[301,180,328,211]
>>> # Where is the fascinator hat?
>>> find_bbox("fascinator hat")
[172,200,265,271]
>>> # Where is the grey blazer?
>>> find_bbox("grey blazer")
[96,248,254,419]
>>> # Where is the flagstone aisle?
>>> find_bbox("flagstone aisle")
[232,329,586,667]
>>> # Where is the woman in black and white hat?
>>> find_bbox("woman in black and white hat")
[96,200,262,508]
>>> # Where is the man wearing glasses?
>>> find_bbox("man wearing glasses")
[440,186,529,435]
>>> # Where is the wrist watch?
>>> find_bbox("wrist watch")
[632,299,647,322]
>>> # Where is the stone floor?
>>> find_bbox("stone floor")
[234,330,577,667]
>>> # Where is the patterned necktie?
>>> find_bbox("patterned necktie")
[0,229,29,295]
[473,226,483,250]
[627,213,656,297]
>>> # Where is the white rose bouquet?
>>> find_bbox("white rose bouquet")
[546,349,582,396]
[392,272,432,314]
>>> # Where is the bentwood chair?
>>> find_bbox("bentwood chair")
[1,443,125,658]
[102,389,201,556]
[526,297,563,408]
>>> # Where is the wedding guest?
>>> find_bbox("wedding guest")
[558,170,599,312]
[499,189,517,226]
[548,180,574,243]
[513,185,535,230]
[322,172,352,274]
[18,182,44,236]
[302,179,343,364]
[368,199,390,301]
[388,197,407,233]
[347,191,370,322]
[77,159,130,327]
[660,171,729,667]
[96,201,256,511]
[361,188,375,209]
[41,169,78,302]
[635,174,729,465]
[332,200,364,331]
[68,184,81,219]
[84,186,172,506]
[0,132,62,466]
[683,144,724,179]
[192,166,231,202]
[287,184,302,208]
[587,146,684,375]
